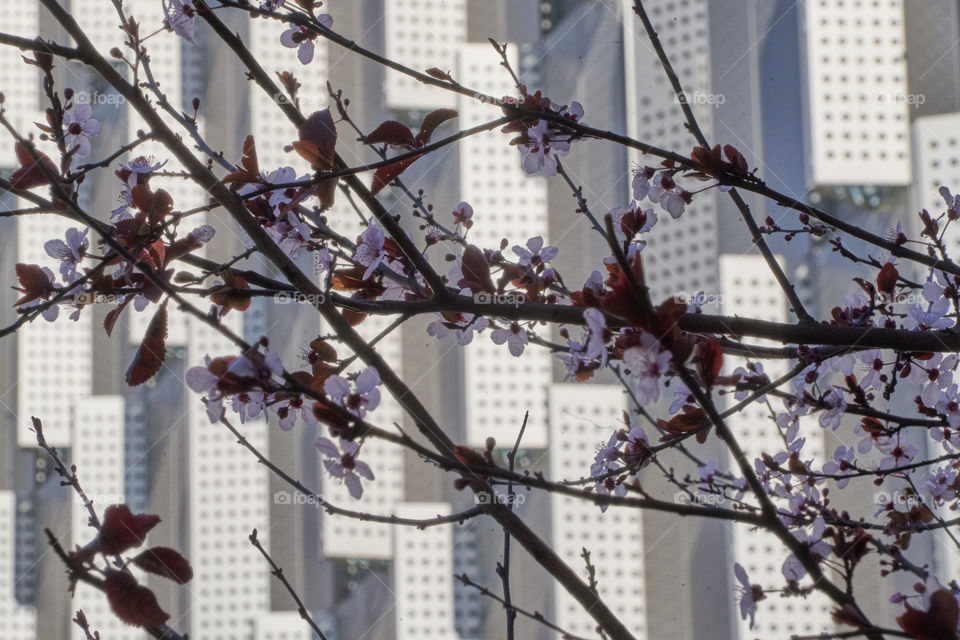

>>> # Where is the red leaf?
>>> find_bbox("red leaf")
[9,142,58,189]
[877,262,899,298]
[125,302,168,386]
[131,547,193,584]
[104,571,170,628]
[223,134,260,184]
[897,590,960,640]
[293,108,337,170]
[99,504,161,554]
[13,263,55,305]
[453,445,490,468]
[103,297,133,337]
[370,158,417,195]
[417,108,458,144]
[364,120,415,148]
[457,245,495,294]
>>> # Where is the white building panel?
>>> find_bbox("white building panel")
[0,492,36,640]
[253,609,335,640]
[0,3,40,167]
[801,0,911,186]
[187,314,272,639]
[17,214,93,447]
[718,255,830,639]
[457,43,551,448]
[910,112,960,582]
[621,0,719,302]
[70,395,144,639]
[393,502,458,640]
[384,0,466,110]
[548,383,645,639]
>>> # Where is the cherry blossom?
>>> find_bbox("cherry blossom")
[62,104,102,157]
[622,333,672,406]
[44,227,88,282]
[876,436,919,470]
[645,173,689,218]
[632,166,656,200]
[734,563,762,629]
[822,445,856,488]
[907,296,953,330]
[513,236,558,268]
[354,225,389,280]
[324,367,381,419]
[314,437,374,499]
[427,313,489,346]
[516,99,584,176]
[490,322,529,357]
[280,17,332,65]
[162,0,196,44]
[818,387,846,430]
[452,201,474,228]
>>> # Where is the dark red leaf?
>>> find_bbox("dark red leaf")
[103,297,133,337]
[897,590,959,640]
[453,445,490,468]
[457,245,495,294]
[293,108,337,170]
[364,120,415,148]
[417,108,457,144]
[13,263,56,305]
[125,302,168,386]
[131,547,193,584]
[99,504,161,554]
[9,142,59,189]
[877,262,899,298]
[370,158,417,195]
[223,134,260,184]
[104,571,170,628]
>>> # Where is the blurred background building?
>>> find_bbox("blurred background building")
[0,0,958,638]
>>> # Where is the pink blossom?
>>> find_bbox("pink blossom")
[734,563,760,629]
[324,367,381,419]
[163,0,196,44]
[513,236,558,268]
[490,322,529,357]
[354,225,388,280]
[622,333,671,406]
[314,437,374,499]
[62,104,102,157]
[44,227,88,282]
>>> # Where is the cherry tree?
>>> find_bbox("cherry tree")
[1,1,959,639]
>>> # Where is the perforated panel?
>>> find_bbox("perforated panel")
[393,503,458,640]
[0,492,36,640]
[802,0,911,186]
[621,0,719,303]
[719,256,830,639]
[548,383,645,638]
[457,43,550,447]
[70,396,143,640]
[187,315,272,639]
[910,112,960,582]
[385,0,466,109]
[17,214,93,447]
